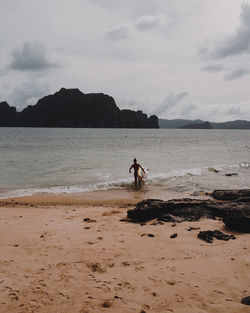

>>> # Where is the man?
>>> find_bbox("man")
[129,158,145,187]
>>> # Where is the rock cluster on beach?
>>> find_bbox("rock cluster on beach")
[126,189,250,233]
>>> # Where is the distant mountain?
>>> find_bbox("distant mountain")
[159,118,250,129]
[179,121,213,129]
[158,118,203,129]
[0,88,158,128]
[211,120,250,129]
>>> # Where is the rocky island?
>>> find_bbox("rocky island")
[0,88,158,128]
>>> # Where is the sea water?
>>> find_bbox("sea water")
[0,127,249,198]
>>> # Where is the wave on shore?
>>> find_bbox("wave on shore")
[1,163,248,199]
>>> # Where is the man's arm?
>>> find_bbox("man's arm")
[129,164,133,173]
[139,164,145,173]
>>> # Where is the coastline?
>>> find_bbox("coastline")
[0,189,249,313]
[0,187,195,207]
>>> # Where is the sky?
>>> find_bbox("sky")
[1,0,250,122]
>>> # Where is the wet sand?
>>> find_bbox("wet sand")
[0,189,249,313]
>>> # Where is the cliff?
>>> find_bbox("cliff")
[0,102,18,126]
[0,88,158,128]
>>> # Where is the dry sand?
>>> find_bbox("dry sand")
[0,189,249,313]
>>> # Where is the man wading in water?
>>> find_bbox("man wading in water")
[129,158,145,187]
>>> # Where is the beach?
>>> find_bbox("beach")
[0,189,249,313]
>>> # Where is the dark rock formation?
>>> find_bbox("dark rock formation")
[198,230,236,243]
[212,189,250,202]
[127,198,226,222]
[158,214,186,223]
[0,102,18,126]
[0,88,158,128]
[126,190,250,233]
[223,209,250,233]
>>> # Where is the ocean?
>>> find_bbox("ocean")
[0,127,249,198]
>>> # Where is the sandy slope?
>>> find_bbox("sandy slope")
[0,190,249,313]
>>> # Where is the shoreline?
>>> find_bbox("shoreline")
[0,189,249,313]
[0,186,201,207]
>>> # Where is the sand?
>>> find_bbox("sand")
[0,189,249,313]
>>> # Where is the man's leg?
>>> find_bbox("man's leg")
[134,174,138,187]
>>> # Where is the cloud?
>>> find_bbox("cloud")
[8,81,50,110]
[203,64,224,72]
[106,24,133,41]
[224,67,250,80]
[106,13,169,41]
[160,100,250,122]
[205,103,250,121]
[210,3,250,59]
[201,4,250,82]
[134,14,169,31]
[152,91,189,116]
[9,42,56,71]
[180,102,196,115]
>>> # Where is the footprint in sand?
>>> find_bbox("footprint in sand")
[167,280,176,286]
[175,294,184,303]
[8,291,19,301]
[121,261,130,266]
[87,262,106,273]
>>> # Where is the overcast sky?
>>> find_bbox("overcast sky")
[1,0,250,121]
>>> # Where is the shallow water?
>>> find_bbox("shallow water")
[0,127,249,198]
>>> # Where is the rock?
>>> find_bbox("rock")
[0,88,158,128]
[241,296,250,305]
[198,230,236,243]
[158,214,184,223]
[170,233,178,239]
[212,189,250,201]
[0,102,18,126]
[127,198,219,222]
[223,209,250,233]
[225,173,238,177]
[126,191,250,233]
[147,234,155,237]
